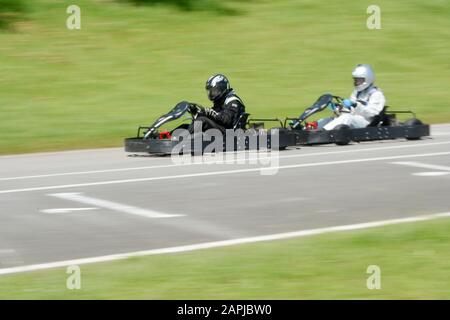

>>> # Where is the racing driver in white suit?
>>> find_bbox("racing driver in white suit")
[324,64,386,130]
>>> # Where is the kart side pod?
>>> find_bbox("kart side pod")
[289,121,430,146]
[125,127,296,155]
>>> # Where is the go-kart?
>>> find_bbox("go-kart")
[286,94,430,145]
[124,101,294,155]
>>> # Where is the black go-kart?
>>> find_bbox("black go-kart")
[124,101,294,155]
[285,93,430,146]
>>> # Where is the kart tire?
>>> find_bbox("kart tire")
[404,118,424,140]
[334,124,351,145]
[404,118,423,126]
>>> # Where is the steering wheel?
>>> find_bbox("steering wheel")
[331,95,351,116]
[188,103,205,119]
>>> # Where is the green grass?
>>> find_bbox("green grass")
[0,0,27,29]
[1,218,450,299]
[0,0,449,154]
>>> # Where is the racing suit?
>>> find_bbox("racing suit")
[324,85,386,130]
[189,89,245,133]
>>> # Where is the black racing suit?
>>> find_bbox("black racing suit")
[189,89,245,133]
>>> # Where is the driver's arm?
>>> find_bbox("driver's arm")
[355,91,385,119]
[206,101,243,128]
[216,101,242,127]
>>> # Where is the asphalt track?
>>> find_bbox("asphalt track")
[0,124,449,272]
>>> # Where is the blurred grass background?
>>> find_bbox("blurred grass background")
[1,218,450,299]
[0,0,449,154]
[0,0,27,29]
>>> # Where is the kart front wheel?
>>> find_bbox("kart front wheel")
[334,124,351,146]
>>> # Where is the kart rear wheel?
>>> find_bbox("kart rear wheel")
[404,118,423,126]
[334,124,351,145]
[404,118,424,140]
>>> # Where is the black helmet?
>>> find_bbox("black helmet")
[205,74,230,101]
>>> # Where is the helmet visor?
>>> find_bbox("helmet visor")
[353,77,365,87]
[206,86,222,101]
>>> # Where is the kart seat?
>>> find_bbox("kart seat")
[233,112,249,130]
[368,107,391,127]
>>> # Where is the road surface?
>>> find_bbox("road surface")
[0,124,449,270]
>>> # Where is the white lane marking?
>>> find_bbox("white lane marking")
[391,161,450,172]
[0,249,16,255]
[392,161,450,177]
[40,208,98,214]
[0,151,449,195]
[413,172,450,177]
[0,211,449,276]
[48,193,184,219]
[1,140,450,181]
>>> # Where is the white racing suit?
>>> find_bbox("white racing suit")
[324,85,386,130]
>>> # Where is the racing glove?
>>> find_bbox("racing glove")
[188,103,206,118]
[343,99,356,108]
[204,107,219,119]
[341,99,356,112]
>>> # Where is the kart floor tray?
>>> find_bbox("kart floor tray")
[125,129,296,155]
[291,124,430,145]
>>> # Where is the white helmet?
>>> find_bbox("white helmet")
[352,64,375,92]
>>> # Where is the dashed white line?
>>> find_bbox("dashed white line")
[413,172,449,177]
[48,193,184,219]
[392,161,450,172]
[40,208,98,214]
[1,211,449,276]
[0,151,449,195]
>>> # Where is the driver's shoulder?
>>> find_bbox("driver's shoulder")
[369,88,385,100]
[225,93,243,103]
[225,93,245,110]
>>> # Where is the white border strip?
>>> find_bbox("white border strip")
[0,211,449,276]
[1,151,449,194]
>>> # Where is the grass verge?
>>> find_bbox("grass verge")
[0,0,449,154]
[1,218,450,299]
